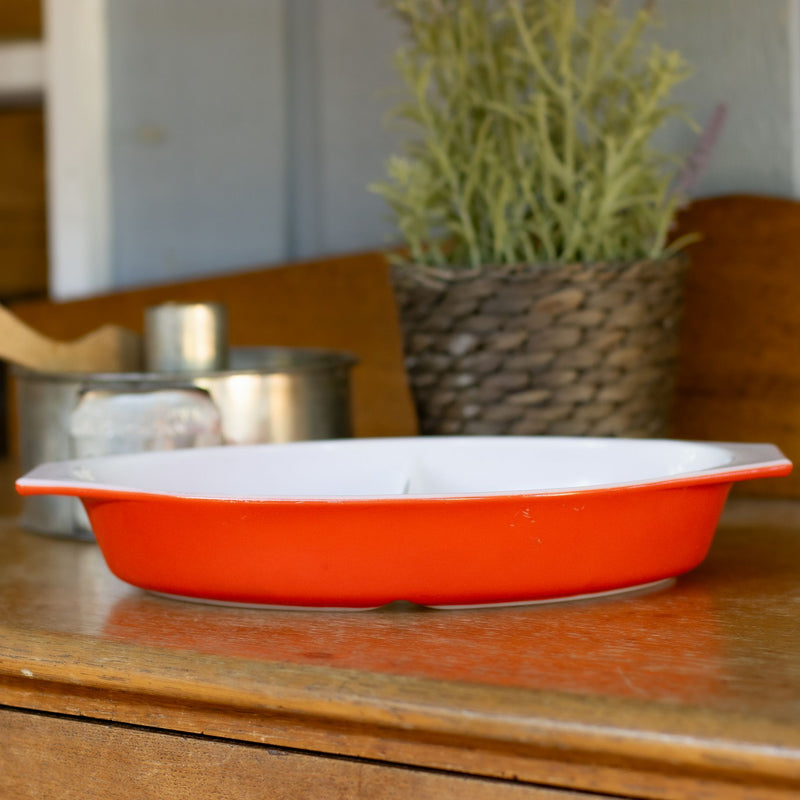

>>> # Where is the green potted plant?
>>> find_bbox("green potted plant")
[372,0,700,437]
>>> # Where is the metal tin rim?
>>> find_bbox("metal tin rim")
[11,345,358,383]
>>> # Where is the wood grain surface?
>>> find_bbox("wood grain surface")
[0,708,583,800]
[0,0,40,38]
[0,108,47,299]
[672,195,800,497]
[9,252,418,439]
[0,506,799,799]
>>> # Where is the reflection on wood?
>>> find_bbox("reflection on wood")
[4,518,797,720]
[0,508,799,797]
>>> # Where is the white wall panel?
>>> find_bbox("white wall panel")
[45,0,112,300]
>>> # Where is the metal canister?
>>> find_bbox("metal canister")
[13,346,356,539]
[144,302,228,373]
[68,387,223,535]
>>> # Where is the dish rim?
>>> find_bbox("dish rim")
[15,436,792,504]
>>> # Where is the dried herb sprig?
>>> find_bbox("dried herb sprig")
[371,0,695,274]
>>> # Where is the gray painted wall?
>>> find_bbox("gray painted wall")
[105,0,287,289]
[650,0,795,198]
[92,0,799,290]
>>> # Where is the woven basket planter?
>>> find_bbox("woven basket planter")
[392,258,687,438]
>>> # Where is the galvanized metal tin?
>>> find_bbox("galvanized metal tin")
[14,346,356,538]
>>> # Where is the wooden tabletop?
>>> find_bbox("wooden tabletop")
[1,494,799,799]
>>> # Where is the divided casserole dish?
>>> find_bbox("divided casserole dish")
[16,436,792,608]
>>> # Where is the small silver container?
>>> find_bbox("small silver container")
[144,301,229,373]
[14,346,356,538]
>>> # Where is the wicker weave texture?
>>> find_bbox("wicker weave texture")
[393,259,687,438]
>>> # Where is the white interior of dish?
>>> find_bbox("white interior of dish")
[18,436,761,500]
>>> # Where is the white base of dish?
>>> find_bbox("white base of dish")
[149,578,676,611]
